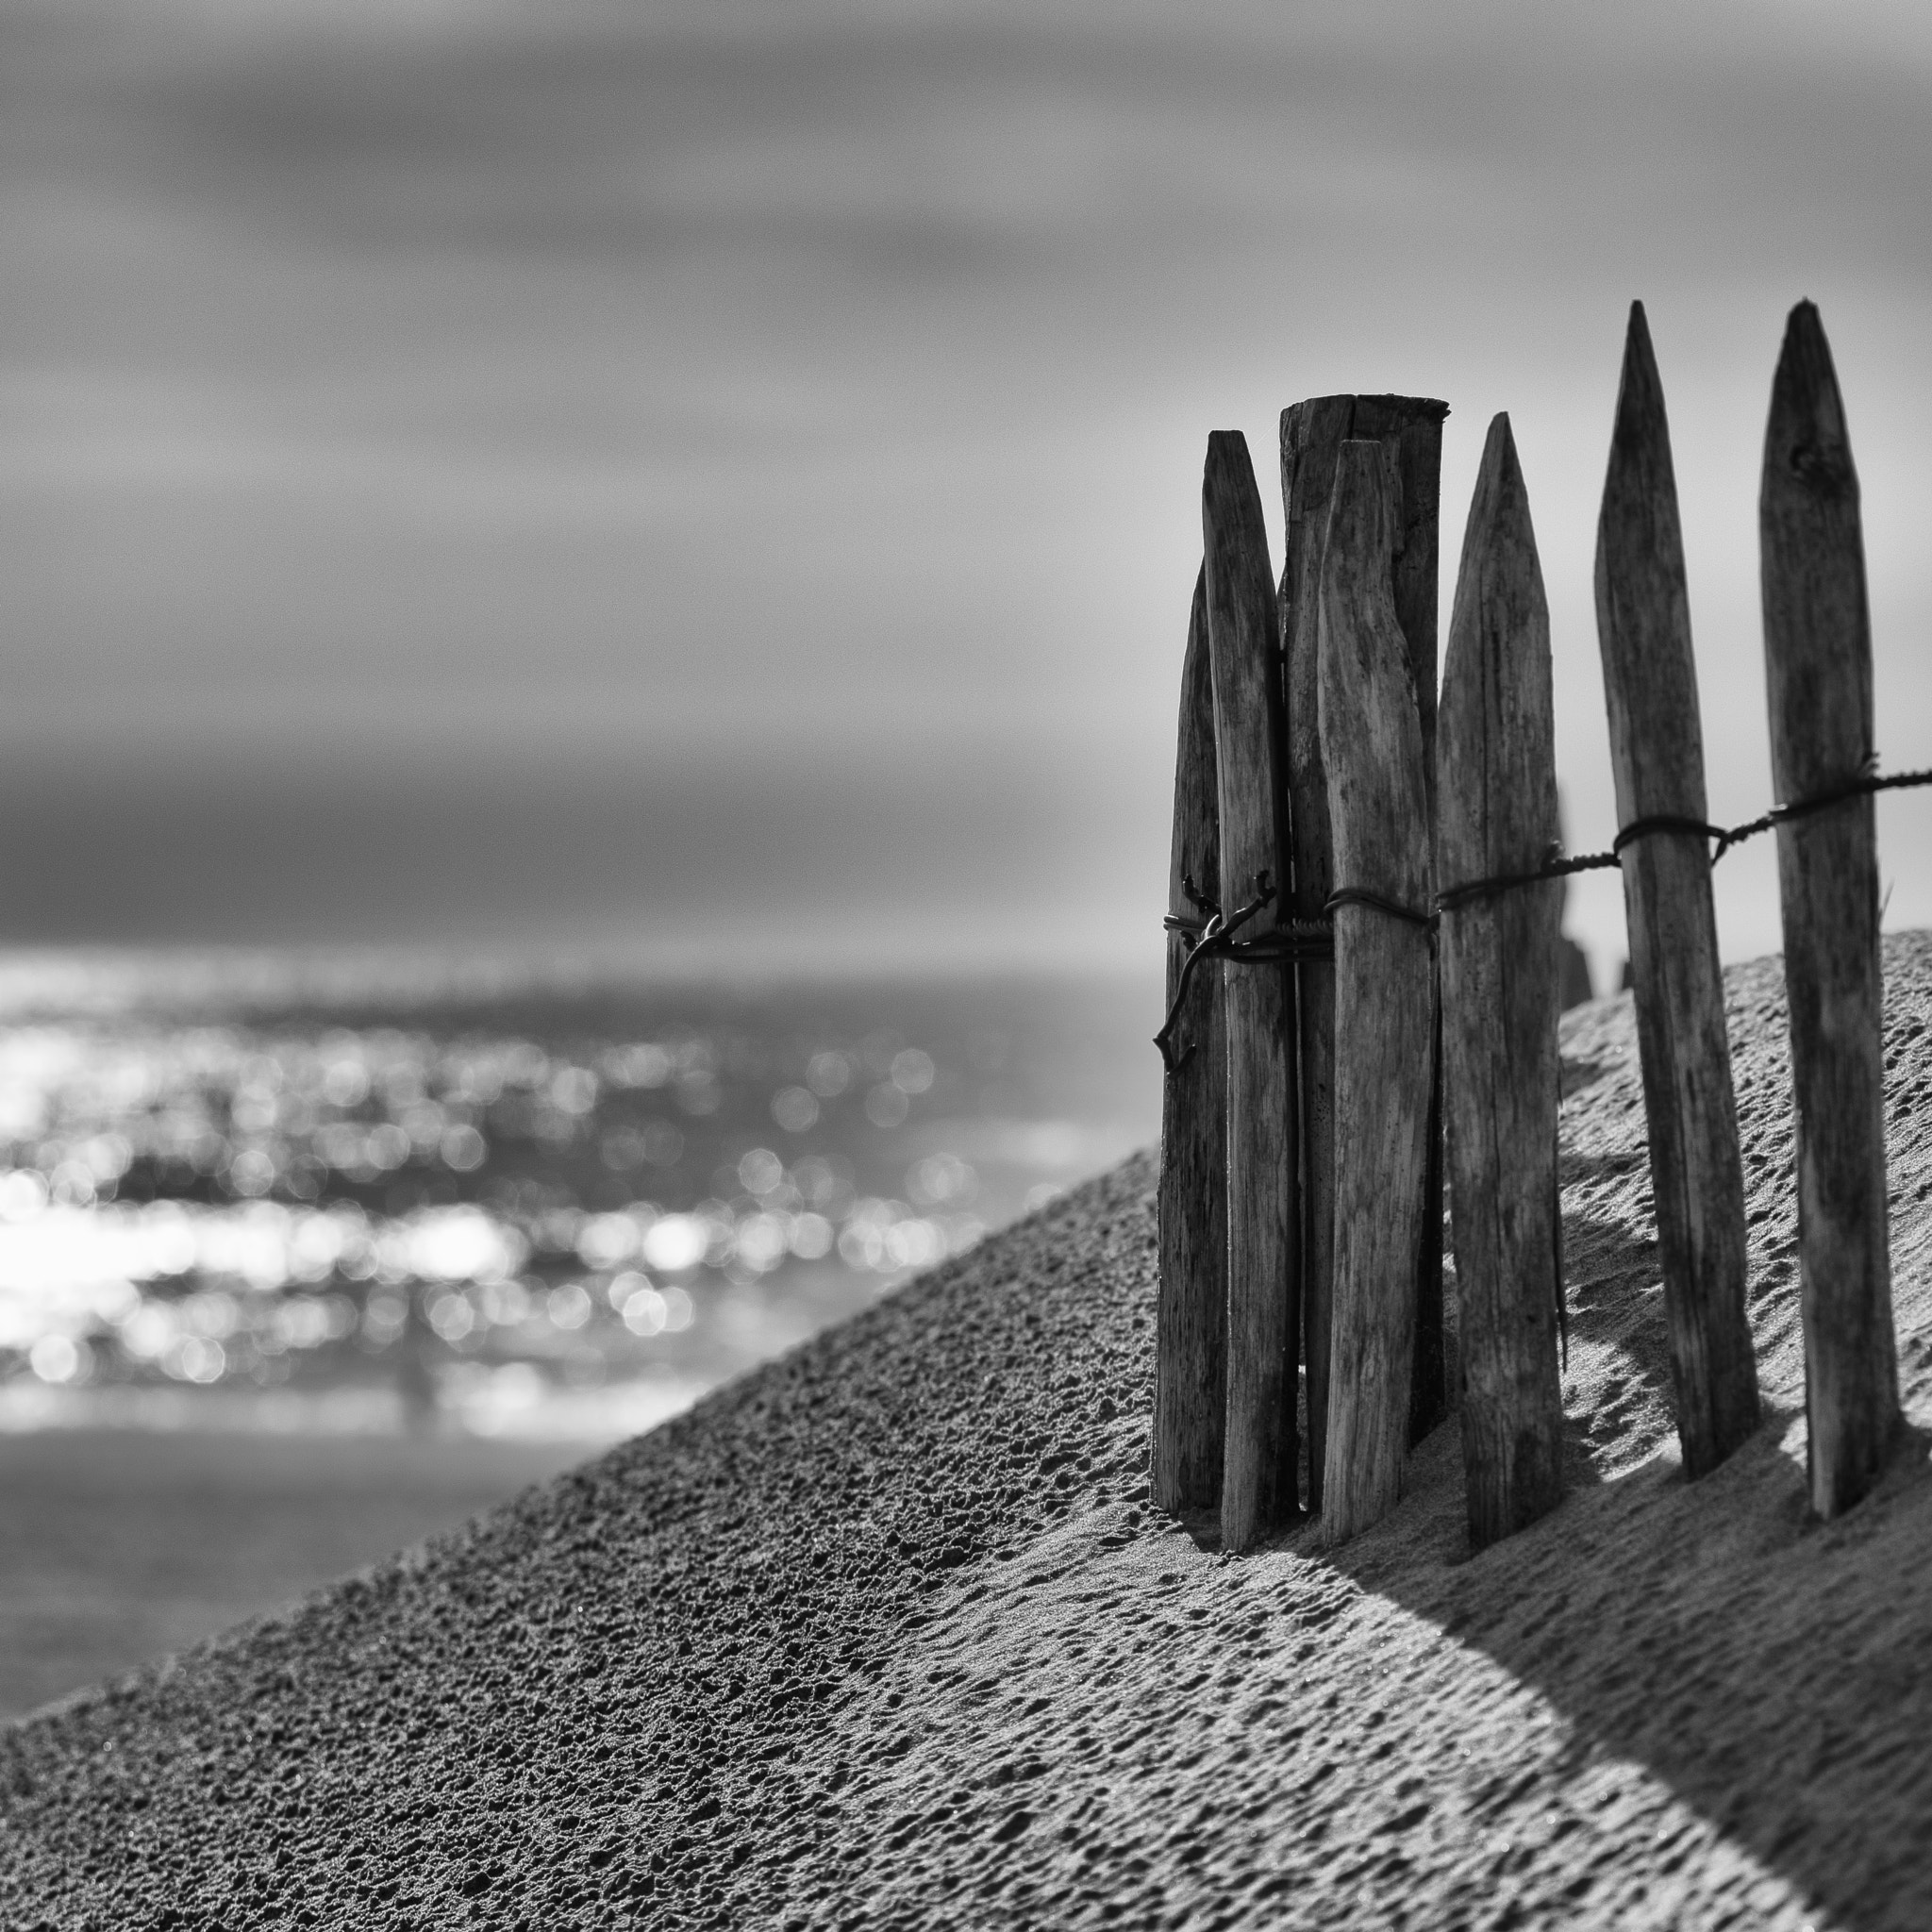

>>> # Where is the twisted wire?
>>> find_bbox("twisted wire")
[1156,760,1932,1074]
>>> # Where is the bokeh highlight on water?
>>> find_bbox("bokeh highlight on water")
[0,957,1160,1441]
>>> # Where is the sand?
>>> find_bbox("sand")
[5,938,1932,1928]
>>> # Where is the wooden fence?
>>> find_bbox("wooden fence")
[1154,298,1904,1552]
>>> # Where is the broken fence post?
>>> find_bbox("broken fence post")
[1316,441,1433,1546]
[1279,393,1448,1511]
[1154,564,1228,1514]
[1203,430,1301,1552]
[1759,299,1901,1517]
[1438,412,1566,1550]
[1594,299,1760,1477]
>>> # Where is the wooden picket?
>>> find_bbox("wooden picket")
[1437,413,1566,1549]
[1278,393,1447,1511]
[1153,566,1226,1514]
[1594,301,1760,1476]
[1202,431,1300,1553]
[1316,441,1435,1546]
[1759,300,1901,1517]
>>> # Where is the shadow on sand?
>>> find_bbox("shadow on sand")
[1297,1178,1932,1932]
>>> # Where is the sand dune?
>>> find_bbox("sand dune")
[5,940,1932,1928]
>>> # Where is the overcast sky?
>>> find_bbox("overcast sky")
[2,0,1928,976]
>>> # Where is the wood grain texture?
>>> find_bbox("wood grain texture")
[1203,431,1299,1553]
[1363,398,1451,1448]
[1438,412,1566,1551]
[1155,565,1227,1514]
[1280,396,1352,1516]
[1280,394,1448,1505]
[1594,300,1759,1477]
[1316,441,1434,1547]
[1759,300,1900,1518]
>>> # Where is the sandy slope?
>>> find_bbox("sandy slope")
[6,939,1932,1930]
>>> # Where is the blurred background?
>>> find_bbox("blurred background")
[1,0,1928,1712]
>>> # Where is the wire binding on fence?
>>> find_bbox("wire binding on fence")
[1156,874,1338,1074]
[1324,888,1433,929]
[1436,758,1932,917]
[1155,759,1932,1073]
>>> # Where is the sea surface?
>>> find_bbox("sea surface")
[0,951,1163,1445]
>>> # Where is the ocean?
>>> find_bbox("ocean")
[0,951,1164,1446]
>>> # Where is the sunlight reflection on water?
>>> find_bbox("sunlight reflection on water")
[0,956,1158,1441]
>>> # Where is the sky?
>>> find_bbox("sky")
[1,0,1929,980]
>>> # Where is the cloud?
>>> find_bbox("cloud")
[0,0,1928,958]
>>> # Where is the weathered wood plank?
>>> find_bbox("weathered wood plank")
[1203,430,1299,1552]
[1358,398,1451,1449]
[1438,411,1566,1551]
[1279,396,1352,1516]
[1155,564,1227,1514]
[1279,395,1447,1508]
[1316,440,1434,1546]
[1594,299,1760,1476]
[1759,299,1900,1518]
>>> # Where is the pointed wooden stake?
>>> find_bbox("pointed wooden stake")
[1759,300,1900,1517]
[1155,565,1227,1514]
[1203,431,1300,1552]
[1279,394,1448,1509]
[1595,300,1759,1476]
[1316,441,1433,1546]
[1438,413,1565,1550]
